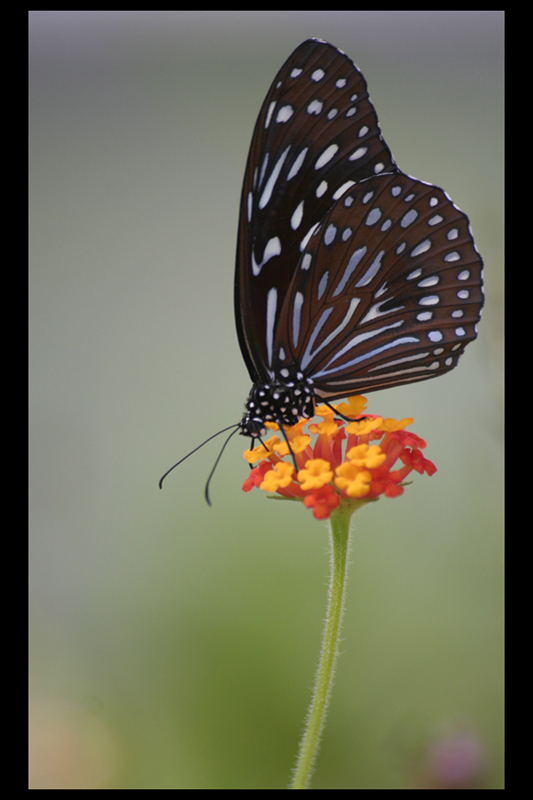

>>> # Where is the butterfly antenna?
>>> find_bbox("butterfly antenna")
[159,423,240,489]
[204,425,241,506]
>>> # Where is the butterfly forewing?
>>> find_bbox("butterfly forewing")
[235,39,398,383]
[274,172,483,399]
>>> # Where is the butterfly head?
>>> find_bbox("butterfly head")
[239,369,316,438]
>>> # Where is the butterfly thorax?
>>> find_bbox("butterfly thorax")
[240,369,315,438]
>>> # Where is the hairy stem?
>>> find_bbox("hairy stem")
[290,503,357,789]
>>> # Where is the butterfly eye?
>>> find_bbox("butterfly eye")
[235,39,483,438]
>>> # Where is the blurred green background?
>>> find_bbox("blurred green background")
[29,11,503,789]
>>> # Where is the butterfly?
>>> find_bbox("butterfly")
[236,38,483,441]
[160,39,483,494]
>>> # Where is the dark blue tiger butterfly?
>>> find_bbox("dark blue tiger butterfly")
[160,39,483,495]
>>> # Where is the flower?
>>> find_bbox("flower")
[242,395,436,519]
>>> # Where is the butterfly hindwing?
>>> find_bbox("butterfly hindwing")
[273,171,484,399]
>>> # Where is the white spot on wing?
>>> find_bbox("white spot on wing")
[307,99,323,115]
[401,209,418,228]
[418,276,439,288]
[259,146,291,209]
[251,237,282,276]
[317,272,328,300]
[287,147,308,180]
[418,295,440,306]
[265,101,276,128]
[300,223,320,251]
[292,292,304,349]
[333,247,366,296]
[332,181,356,200]
[276,105,294,123]
[349,147,367,161]
[291,200,304,231]
[355,250,384,287]
[365,207,382,226]
[266,288,277,368]
[315,144,339,169]
[258,154,269,188]
[300,253,313,270]
[316,181,328,198]
[411,239,431,257]
[324,224,336,245]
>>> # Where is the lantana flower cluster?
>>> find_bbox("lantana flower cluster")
[242,395,436,520]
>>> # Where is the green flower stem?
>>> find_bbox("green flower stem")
[290,501,362,789]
